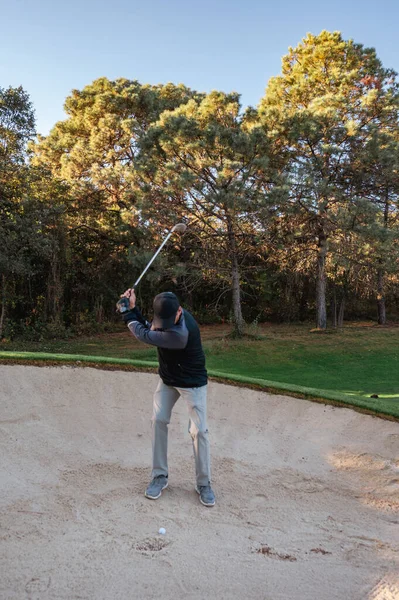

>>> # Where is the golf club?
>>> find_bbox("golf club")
[116,222,187,313]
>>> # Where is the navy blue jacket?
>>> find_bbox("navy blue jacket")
[125,307,207,388]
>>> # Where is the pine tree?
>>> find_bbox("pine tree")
[259,31,399,328]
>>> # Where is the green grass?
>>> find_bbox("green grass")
[205,327,399,399]
[1,322,398,418]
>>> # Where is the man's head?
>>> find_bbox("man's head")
[152,292,182,330]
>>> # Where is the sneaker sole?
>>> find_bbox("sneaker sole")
[145,481,168,500]
[195,486,215,507]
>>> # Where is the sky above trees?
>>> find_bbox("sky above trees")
[1,0,398,135]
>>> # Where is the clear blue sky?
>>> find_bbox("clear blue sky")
[1,0,398,135]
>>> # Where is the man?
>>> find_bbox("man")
[120,288,215,507]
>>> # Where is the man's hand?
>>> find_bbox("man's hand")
[121,288,136,310]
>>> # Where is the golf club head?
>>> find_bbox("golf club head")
[171,222,187,234]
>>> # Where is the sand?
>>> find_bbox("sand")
[0,364,398,600]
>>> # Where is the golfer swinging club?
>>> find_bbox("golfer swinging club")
[120,288,215,507]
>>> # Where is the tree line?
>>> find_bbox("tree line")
[1,31,398,339]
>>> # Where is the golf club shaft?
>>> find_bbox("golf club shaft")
[133,231,174,288]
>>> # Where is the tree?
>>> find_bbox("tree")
[138,91,273,335]
[0,86,36,337]
[350,131,399,324]
[32,78,201,207]
[30,79,203,323]
[258,31,399,329]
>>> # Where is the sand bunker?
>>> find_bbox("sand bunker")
[1,365,398,599]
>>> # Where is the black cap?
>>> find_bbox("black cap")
[152,292,180,330]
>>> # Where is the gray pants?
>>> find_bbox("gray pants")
[152,379,211,487]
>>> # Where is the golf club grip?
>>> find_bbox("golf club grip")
[133,231,173,288]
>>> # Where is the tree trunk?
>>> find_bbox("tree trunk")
[47,240,63,321]
[316,231,327,330]
[332,288,337,328]
[336,270,348,328]
[299,277,310,321]
[377,266,386,325]
[377,192,389,325]
[231,253,245,335]
[338,297,345,328]
[0,274,6,339]
[226,213,245,336]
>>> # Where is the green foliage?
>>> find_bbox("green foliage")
[31,78,201,207]
[258,31,399,328]
[1,31,399,338]
[137,90,276,333]
[0,86,39,336]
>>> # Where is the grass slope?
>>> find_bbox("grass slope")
[1,322,398,419]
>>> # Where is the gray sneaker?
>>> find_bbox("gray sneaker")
[145,475,168,500]
[195,484,215,507]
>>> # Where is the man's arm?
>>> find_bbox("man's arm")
[120,288,188,349]
[127,318,188,349]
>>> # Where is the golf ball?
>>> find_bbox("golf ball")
[158,527,166,535]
